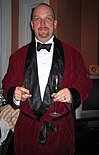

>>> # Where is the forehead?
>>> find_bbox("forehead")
[33,5,54,18]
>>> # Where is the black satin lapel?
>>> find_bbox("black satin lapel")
[54,36,64,65]
[49,36,64,87]
[24,41,42,114]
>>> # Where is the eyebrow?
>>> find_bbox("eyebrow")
[33,14,54,20]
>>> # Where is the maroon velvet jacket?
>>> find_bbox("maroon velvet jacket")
[2,37,92,155]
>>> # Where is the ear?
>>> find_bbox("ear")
[54,20,57,30]
[31,21,34,30]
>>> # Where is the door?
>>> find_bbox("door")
[18,0,50,48]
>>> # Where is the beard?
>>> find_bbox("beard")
[38,27,49,38]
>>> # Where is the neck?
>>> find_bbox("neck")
[35,36,54,44]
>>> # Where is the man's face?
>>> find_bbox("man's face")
[31,5,57,43]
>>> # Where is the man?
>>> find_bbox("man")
[2,3,92,155]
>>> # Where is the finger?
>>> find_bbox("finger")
[53,90,65,101]
[14,94,21,101]
[18,87,30,94]
[14,89,22,100]
[21,92,32,100]
[53,88,72,103]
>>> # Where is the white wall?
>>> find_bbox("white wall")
[0,0,2,84]
[0,0,11,85]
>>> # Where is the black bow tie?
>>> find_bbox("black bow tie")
[37,42,52,52]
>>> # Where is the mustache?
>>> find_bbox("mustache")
[38,27,49,30]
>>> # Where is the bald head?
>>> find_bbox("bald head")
[31,3,57,43]
[32,3,55,20]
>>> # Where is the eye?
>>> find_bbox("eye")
[46,17,53,22]
[33,17,40,22]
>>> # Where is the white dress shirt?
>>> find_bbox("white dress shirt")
[36,36,54,100]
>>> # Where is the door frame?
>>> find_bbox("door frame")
[18,0,50,48]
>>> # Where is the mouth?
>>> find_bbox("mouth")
[38,27,49,31]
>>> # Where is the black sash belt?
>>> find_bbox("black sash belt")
[21,104,71,144]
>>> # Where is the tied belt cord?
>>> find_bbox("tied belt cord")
[21,104,71,144]
[39,120,57,144]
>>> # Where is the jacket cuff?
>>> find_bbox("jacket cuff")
[69,88,81,110]
[7,86,16,105]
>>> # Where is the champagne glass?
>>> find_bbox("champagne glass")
[49,74,61,117]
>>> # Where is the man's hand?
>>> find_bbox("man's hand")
[52,88,72,103]
[13,86,32,101]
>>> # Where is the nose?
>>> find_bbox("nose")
[40,19,46,27]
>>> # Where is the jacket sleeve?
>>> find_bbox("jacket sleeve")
[62,43,93,109]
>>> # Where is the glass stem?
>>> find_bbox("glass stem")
[54,102,56,113]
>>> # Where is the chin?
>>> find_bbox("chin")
[38,36,50,42]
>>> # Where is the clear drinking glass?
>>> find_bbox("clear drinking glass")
[49,74,61,117]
